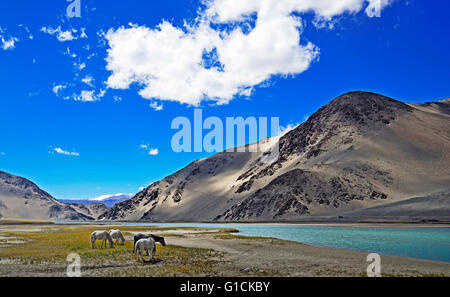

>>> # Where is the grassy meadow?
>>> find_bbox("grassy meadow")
[0,225,234,277]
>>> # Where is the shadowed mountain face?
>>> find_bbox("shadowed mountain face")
[99,91,450,221]
[67,203,109,220]
[0,171,93,221]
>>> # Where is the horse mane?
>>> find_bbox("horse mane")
[151,234,164,243]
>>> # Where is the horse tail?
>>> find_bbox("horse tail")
[133,236,137,253]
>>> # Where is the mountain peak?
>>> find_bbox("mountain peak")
[320,91,413,121]
[0,170,95,220]
[0,170,54,201]
[277,91,413,161]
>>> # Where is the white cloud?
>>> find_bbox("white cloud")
[149,101,163,111]
[0,27,19,50]
[63,47,77,58]
[148,148,159,156]
[81,75,94,86]
[139,187,145,191]
[76,62,86,70]
[140,144,159,156]
[1,37,18,50]
[52,84,67,96]
[53,147,80,156]
[40,26,79,42]
[104,0,392,106]
[279,123,299,136]
[73,89,106,102]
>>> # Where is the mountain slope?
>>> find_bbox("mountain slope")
[0,171,94,221]
[68,203,109,220]
[339,189,450,219]
[100,91,450,221]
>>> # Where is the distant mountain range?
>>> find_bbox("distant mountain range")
[100,92,450,222]
[1,91,449,222]
[0,172,132,220]
[59,194,133,207]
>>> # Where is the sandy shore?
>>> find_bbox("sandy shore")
[0,223,449,277]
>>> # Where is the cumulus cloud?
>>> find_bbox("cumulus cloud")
[53,147,80,156]
[104,0,392,106]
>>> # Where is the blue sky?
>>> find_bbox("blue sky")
[0,0,449,199]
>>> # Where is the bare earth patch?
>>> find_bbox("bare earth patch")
[0,224,448,277]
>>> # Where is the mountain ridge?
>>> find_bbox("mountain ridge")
[0,171,94,221]
[100,91,450,221]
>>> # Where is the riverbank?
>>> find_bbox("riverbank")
[0,223,449,277]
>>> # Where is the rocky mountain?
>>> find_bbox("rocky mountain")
[68,203,109,220]
[0,171,94,221]
[100,91,450,222]
[60,193,132,207]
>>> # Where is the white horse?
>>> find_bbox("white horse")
[109,229,125,246]
[134,238,156,262]
[90,230,113,249]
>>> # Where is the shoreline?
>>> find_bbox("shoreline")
[0,223,448,277]
[51,220,450,228]
[6,220,450,260]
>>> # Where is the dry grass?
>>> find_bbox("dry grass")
[0,225,227,276]
[214,233,288,245]
[0,219,53,225]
